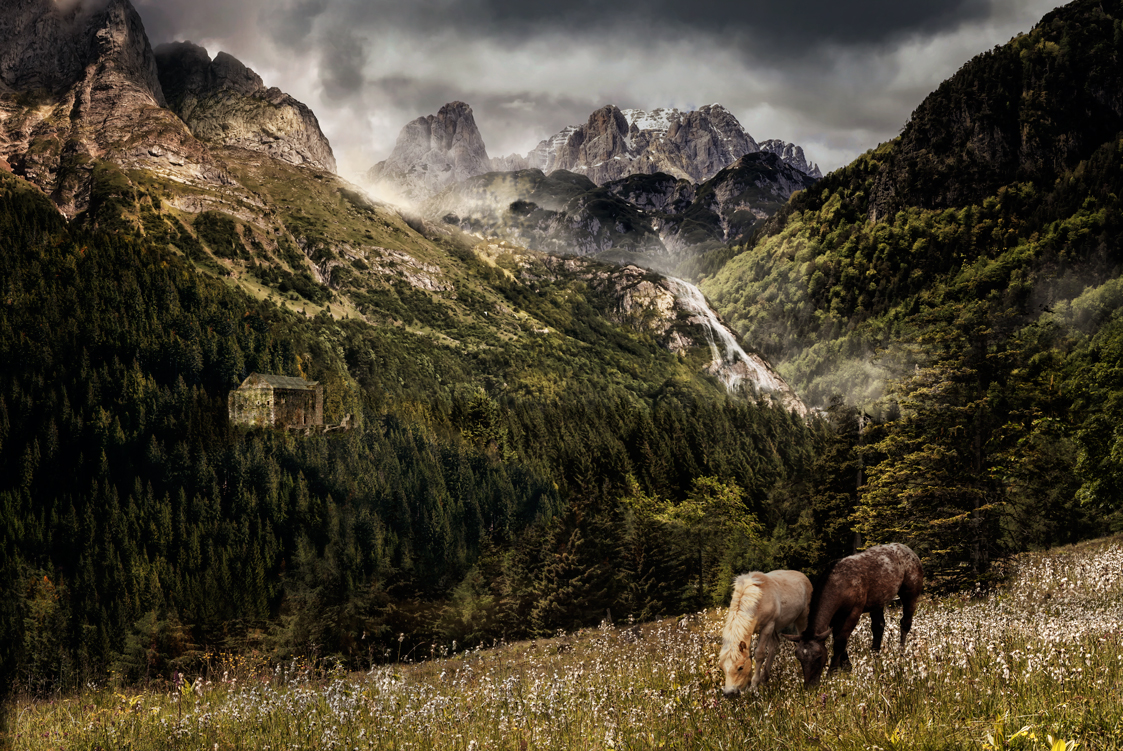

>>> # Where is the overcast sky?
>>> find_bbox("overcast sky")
[133,0,1066,183]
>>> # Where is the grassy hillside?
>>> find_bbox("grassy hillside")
[13,536,1123,750]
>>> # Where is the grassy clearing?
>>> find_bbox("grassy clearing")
[12,537,1123,750]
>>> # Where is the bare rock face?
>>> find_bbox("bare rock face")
[0,0,218,215]
[155,41,337,173]
[524,103,823,185]
[367,101,492,201]
[0,0,164,103]
[758,139,822,179]
[490,152,529,172]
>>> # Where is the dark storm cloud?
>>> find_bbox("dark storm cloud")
[134,0,1065,178]
[465,0,993,51]
[264,0,329,50]
[257,0,993,57]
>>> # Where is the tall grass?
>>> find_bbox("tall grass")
[12,537,1123,750]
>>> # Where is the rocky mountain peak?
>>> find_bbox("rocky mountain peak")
[366,100,492,201]
[759,139,822,179]
[154,41,336,173]
[512,103,818,186]
[0,0,221,214]
[0,0,164,104]
[209,51,264,95]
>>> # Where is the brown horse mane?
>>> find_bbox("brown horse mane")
[801,557,846,636]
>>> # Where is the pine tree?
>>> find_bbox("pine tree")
[853,305,1016,578]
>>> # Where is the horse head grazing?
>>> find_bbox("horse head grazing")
[787,543,924,688]
[783,629,831,686]
[718,638,753,697]
[719,570,812,696]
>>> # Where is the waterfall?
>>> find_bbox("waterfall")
[667,277,791,396]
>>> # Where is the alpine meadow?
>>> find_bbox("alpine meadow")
[2,0,1123,748]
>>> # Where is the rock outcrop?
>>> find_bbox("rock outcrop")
[758,139,822,179]
[0,0,218,215]
[154,41,336,173]
[367,101,491,201]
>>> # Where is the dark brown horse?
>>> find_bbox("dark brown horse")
[783,543,923,687]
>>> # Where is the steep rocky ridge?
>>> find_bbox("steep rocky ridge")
[865,0,1123,220]
[520,104,825,184]
[510,103,760,185]
[0,0,221,215]
[154,41,336,173]
[366,101,491,201]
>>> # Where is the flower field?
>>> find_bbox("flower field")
[12,536,1123,750]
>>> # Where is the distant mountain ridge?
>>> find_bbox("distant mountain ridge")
[367,100,821,203]
[494,104,822,184]
[491,103,826,184]
[429,151,817,262]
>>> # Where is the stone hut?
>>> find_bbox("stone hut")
[229,373,323,428]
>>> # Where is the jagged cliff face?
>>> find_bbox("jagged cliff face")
[0,0,219,215]
[0,0,163,100]
[526,103,762,185]
[367,101,491,201]
[758,139,822,179]
[866,0,1123,221]
[154,41,336,173]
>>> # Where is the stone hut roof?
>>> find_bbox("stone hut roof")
[240,373,319,390]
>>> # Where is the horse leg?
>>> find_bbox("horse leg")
[759,634,781,688]
[870,608,885,653]
[751,624,776,689]
[900,593,918,646]
[829,607,864,673]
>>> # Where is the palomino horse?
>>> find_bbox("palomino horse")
[719,569,812,695]
[783,543,923,687]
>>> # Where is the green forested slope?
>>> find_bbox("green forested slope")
[0,170,831,693]
[699,0,1119,578]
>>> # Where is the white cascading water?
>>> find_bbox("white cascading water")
[667,277,790,395]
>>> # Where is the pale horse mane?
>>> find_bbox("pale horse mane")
[719,572,766,665]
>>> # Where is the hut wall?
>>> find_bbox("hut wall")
[274,387,318,427]
[229,387,274,427]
